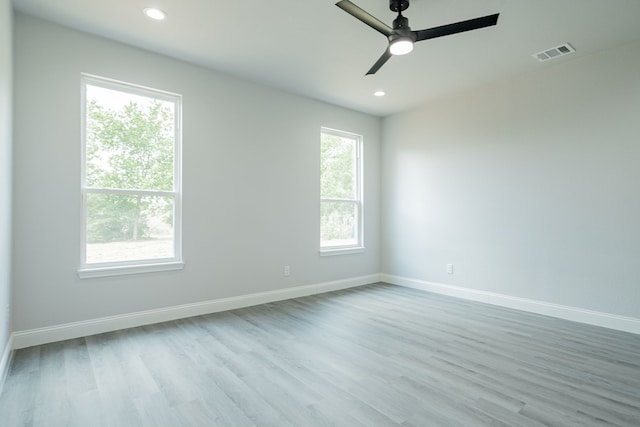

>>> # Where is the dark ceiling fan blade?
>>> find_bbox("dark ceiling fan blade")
[336,0,394,37]
[366,49,393,75]
[414,13,499,42]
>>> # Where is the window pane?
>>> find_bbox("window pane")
[321,133,355,199]
[85,84,175,191]
[320,201,357,247]
[86,193,175,264]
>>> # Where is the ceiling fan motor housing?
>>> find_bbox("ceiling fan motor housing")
[390,0,409,12]
[393,14,411,31]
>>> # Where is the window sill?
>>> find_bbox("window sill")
[78,261,185,279]
[319,247,365,256]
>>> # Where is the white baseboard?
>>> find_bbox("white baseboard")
[13,274,381,349]
[381,274,640,335]
[15,272,636,350]
[0,333,14,396]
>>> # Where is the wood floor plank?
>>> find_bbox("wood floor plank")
[1,283,639,426]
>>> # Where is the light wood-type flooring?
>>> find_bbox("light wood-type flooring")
[1,283,639,426]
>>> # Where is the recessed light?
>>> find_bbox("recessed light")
[374,91,386,97]
[143,7,167,21]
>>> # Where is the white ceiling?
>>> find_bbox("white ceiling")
[11,0,640,116]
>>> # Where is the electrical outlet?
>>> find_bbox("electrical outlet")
[283,265,290,277]
[446,264,454,274]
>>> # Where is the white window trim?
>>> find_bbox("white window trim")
[79,74,183,278]
[78,261,185,279]
[319,247,365,257]
[319,127,364,255]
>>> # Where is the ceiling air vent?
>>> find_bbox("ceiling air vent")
[532,43,575,62]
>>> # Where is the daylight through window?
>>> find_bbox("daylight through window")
[320,128,363,252]
[81,75,182,272]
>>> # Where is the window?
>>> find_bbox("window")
[79,75,182,277]
[320,127,363,254]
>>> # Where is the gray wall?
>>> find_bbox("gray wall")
[0,0,13,357]
[382,40,640,318]
[12,14,381,331]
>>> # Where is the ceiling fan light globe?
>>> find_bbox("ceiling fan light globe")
[389,39,413,55]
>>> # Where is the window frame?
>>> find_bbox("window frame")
[78,74,183,278]
[319,127,364,256]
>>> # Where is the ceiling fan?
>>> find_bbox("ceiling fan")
[336,0,499,75]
